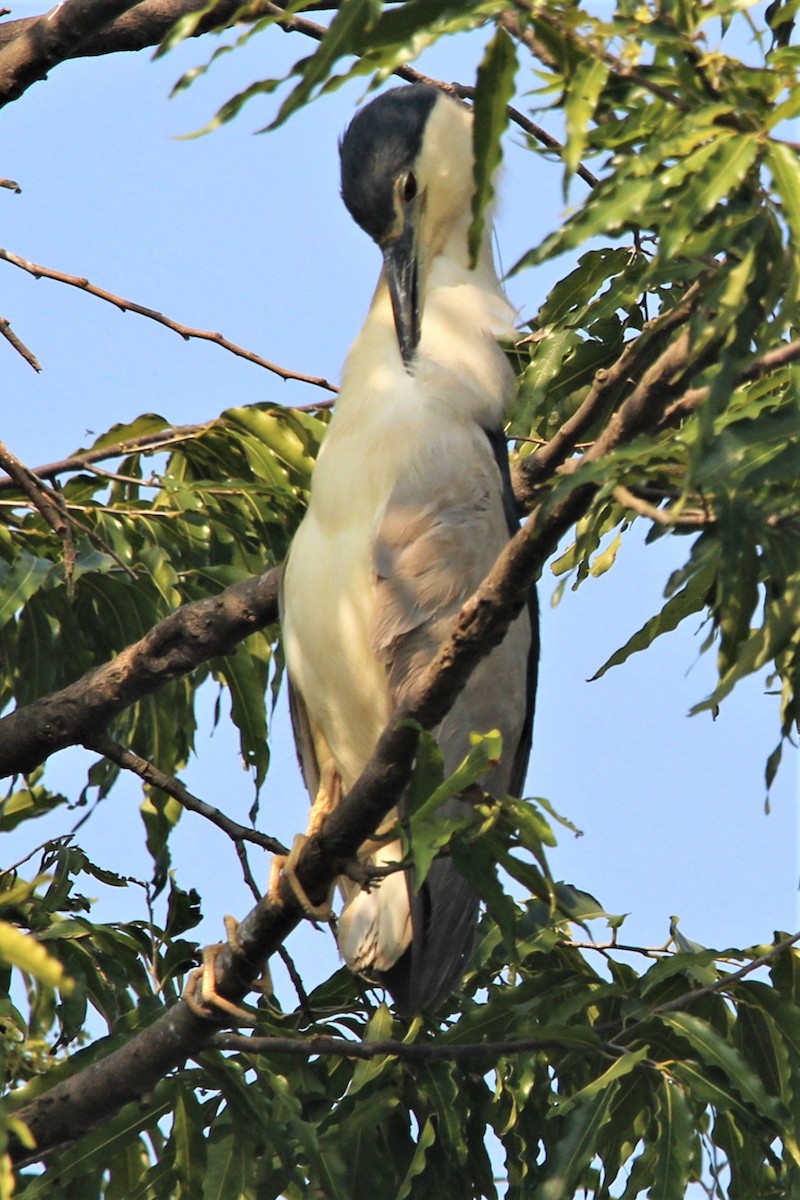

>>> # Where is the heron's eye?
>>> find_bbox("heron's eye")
[402,172,417,203]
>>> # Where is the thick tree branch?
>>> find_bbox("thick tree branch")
[0,0,237,57]
[0,568,281,779]
[0,0,144,106]
[0,247,338,393]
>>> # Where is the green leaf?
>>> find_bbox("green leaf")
[563,56,609,181]
[173,1086,207,1199]
[397,1115,436,1200]
[0,552,52,630]
[737,995,793,1104]
[202,1124,248,1200]
[555,1048,647,1116]
[648,1079,694,1200]
[660,1012,784,1121]
[407,731,502,887]
[214,644,270,788]
[0,921,69,989]
[270,0,381,130]
[532,1084,618,1200]
[468,26,517,265]
[767,140,800,308]
[349,1002,395,1094]
[591,558,715,680]
[19,1083,174,1197]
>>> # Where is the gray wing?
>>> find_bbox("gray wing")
[371,431,538,1013]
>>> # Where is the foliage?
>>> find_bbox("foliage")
[0,0,799,1197]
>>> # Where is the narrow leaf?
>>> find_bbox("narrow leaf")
[468,26,517,264]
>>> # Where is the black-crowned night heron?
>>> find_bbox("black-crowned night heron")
[280,84,538,1014]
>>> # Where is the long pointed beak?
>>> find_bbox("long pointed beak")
[382,221,419,371]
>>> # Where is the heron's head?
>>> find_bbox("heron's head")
[339,84,475,370]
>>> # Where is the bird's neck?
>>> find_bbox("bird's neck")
[337,237,516,432]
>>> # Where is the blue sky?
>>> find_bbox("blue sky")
[2,3,797,1010]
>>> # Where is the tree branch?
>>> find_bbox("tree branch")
[0,0,237,58]
[83,732,288,855]
[0,247,338,393]
[209,1030,589,1062]
[513,282,703,506]
[0,439,76,586]
[0,0,144,107]
[0,425,207,490]
[0,568,282,779]
[659,337,800,428]
[0,315,41,371]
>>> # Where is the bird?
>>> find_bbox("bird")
[279,83,538,1015]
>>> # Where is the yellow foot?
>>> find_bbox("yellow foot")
[268,833,334,922]
[182,915,256,1025]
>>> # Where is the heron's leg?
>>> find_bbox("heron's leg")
[268,747,341,920]
[183,915,271,1024]
[268,834,334,921]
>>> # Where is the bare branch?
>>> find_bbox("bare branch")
[0,0,144,107]
[0,315,41,372]
[0,424,207,490]
[210,1030,588,1062]
[83,732,288,856]
[0,441,76,585]
[0,247,338,393]
[612,485,711,529]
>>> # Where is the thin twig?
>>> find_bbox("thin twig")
[0,439,75,581]
[0,247,338,393]
[510,0,691,113]
[0,316,41,371]
[566,939,671,960]
[211,931,800,1062]
[0,424,208,490]
[611,932,800,1050]
[84,733,288,857]
[276,944,312,1014]
[236,841,264,904]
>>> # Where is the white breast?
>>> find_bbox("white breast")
[282,265,515,791]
